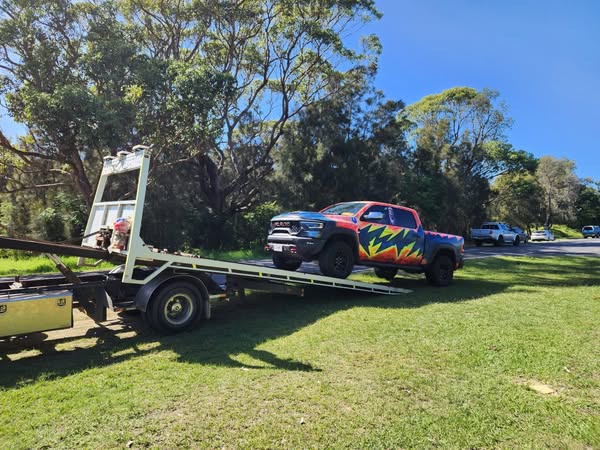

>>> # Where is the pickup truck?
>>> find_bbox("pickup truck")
[265,201,464,286]
[470,222,520,246]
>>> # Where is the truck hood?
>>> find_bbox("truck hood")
[271,211,332,222]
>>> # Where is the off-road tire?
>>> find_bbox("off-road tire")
[318,240,354,279]
[425,254,454,287]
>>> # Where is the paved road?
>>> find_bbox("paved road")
[464,238,600,259]
[244,238,600,275]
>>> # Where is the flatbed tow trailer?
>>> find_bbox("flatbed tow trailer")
[0,148,410,339]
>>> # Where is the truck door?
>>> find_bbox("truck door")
[391,207,425,265]
[358,205,424,265]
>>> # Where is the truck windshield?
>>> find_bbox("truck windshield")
[321,202,367,216]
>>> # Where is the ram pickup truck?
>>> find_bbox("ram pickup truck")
[470,222,520,246]
[265,201,464,286]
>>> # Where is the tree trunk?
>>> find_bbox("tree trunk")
[194,154,224,214]
[68,151,94,211]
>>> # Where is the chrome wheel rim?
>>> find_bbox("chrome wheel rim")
[163,293,194,326]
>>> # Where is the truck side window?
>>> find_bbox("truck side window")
[362,205,391,225]
[393,207,417,229]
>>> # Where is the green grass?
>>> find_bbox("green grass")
[1,256,599,448]
[550,224,582,239]
[0,255,115,276]
[0,248,264,277]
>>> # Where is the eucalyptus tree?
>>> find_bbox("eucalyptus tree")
[536,156,580,227]
[120,0,382,215]
[575,180,600,227]
[490,171,544,229]
[402,87,536,234]
[273,70,407,210]
[1,0,381,247]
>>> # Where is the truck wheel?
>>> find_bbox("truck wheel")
[148,282,202,333]
[513,236,520,246]
[425,254,454,287]
[474,241,482,247]
[272,254,302,271]
[374,267,398,281]
[495,235,504,247]
[319,240,354,279]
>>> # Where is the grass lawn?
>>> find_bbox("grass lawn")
[0,255,115,277]
[550,224,582,239]
[1,256,599,448]
[0,249,265,277]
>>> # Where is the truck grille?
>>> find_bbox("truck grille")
[271,221,301,235]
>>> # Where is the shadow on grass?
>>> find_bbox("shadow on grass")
[1,257,598,388]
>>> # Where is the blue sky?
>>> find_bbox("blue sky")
[363,0,600,180]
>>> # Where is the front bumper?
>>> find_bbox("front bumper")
[266,235,327,260]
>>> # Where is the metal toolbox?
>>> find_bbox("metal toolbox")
[0,290,73,338]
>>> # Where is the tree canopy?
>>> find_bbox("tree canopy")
[0,4,597,248]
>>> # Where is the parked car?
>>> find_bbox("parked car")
[470,222,520,246]
[510,226,530,244]
[266,201,464,285]
[581,225,600,238]
[530,229,555,241]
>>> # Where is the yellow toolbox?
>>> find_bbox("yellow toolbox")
[0,290,73,338]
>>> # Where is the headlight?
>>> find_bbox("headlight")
[298,221,324,238]
[300,221,324,230]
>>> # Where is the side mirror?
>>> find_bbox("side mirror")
[362,211,384,221]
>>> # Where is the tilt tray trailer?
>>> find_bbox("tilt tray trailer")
[0,147,410,339]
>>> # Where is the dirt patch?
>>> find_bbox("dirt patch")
[0,309,144,361]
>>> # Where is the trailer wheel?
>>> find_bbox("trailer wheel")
[425,254,454,287]
[272,254,302,271]
[319,240,354,279]
[148,282,202,333]
[374,267,398,281]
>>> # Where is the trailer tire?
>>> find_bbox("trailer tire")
[425,254,454,287]
[148,282,202,333]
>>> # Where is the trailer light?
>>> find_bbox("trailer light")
[290,246,297,253]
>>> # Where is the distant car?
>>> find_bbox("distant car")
[470,221,520,246]
[510,226,529,244]
[581,225,600,238]
[530,229,555,242]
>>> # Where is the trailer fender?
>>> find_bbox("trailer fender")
[135,272,210,318]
